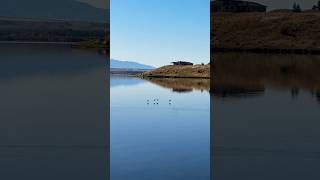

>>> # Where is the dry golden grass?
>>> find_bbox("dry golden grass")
[143,64,210,78]
[212,12,320,50]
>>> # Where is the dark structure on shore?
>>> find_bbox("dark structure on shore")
[171,61,194,66]
[212,0,267,12]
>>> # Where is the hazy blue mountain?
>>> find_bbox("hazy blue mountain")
[0,0,108,22]
[111,59,155,70]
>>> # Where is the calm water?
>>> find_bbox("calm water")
[110,76,210,179]
[0,44,108,180]
[212,53,320,180]
[3,45,319,179]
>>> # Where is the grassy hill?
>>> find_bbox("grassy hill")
[143,64,210,78]
[212,12,320,52]
[0,17,108,43]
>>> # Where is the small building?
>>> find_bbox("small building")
[171,61,194,66]
[212,0,267,12]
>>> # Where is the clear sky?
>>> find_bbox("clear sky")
[110,0,210,67]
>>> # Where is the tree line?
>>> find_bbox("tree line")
[312,1,320,10]
[293,1,320,12]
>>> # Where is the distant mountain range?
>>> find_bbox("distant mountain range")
[111,59,155,70]
[77,0,109,9]
[0,0,108,22]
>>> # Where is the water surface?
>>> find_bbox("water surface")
[212,53,320,180]
[0,44,108,180]
[110,76,210,180]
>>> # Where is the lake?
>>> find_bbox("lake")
[2,44,319,179]
[0,44,108,180]
[212,53,320,180]
[110,76,211,179]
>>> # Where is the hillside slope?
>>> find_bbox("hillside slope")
[0,18,107,42]
[143,64,210,78]
[212,12,320,51]
[0,0,108,22]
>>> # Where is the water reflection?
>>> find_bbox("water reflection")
[111,76,210,180]
[212,86,265,99]
[145,78,210,93]
[211,53,320,180]
[110,76,145,87]
[0,44,109,180]
[212,53,320,102]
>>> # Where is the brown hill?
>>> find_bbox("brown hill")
[0,17,108,42]
[143,64,210,78]
[212,12,320,52]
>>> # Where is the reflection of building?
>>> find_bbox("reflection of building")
[212,0,267,12]
[212,86,265,98]
[172,88,193,93]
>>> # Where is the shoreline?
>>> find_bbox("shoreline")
[142,75,210,79]
[0,41,75,45]
[211,48,320,55]
[0,41,109,50]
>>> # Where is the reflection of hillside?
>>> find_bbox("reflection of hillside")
[145,78,210,93]
[213,53,320,89]
[212,53,320,101]
[0,44,106,79]
[213,86,265,98]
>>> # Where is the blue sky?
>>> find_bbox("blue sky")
[110,0,210,67]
